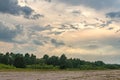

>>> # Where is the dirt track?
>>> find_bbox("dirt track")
[0,70,120,80]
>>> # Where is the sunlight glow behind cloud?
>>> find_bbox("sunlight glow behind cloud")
[0,0,120,64]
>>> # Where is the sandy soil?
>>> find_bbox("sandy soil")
[0,70,120,80]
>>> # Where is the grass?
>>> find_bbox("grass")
[0,64,16,69]
[0,64,59,72]
[27,64,59,70]
[0,64,119,72]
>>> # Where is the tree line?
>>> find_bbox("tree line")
[0,52,120,70]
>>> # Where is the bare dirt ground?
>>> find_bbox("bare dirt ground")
[0,70,120,80]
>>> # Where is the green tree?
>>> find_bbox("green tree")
[59,54,67,69]
[13,54,26,68]
[94,61,105,66]
[24,53,31,65]
[30,54,36,64]
[0,53,3,63]
[47,56,59,66]
[66,58,73,68]
[1,52,13,65]
[43,54,49,64]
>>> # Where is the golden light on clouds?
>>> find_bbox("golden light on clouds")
[0,42,13,53]
[0,0,120,63]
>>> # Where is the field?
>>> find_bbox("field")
[0,70,120,80]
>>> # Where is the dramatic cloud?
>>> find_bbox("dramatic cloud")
[84,44,100,50]
[57,0,120,10]
[29,25,52,32]
[0,0,42,19]
[0,22,23,42]
[51,39,65,47]
[0,0,120,64]
[32,39,44,46]
[106,11,120,18]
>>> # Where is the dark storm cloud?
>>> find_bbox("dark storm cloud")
[0,22,23,42]
[51,39,65,47]
[85,44,100,50]
[50,31,65,35]
[45,0,52,2]
[57,0,119,10]
[0,0,41,19]
[59,24,79,30]
[30,25,52,32]
[32,39,44,45]
[28,14,44,20]
[100,20,113,28]
[72,10,81,15]
[0,22,54,45]
[106,11,120,18]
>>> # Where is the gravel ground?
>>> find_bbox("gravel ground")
[0,70,120,80]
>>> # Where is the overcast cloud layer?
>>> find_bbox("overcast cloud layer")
[56,0,120,10]
[0,0,120,64]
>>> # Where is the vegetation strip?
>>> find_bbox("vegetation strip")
[0,52,120,70]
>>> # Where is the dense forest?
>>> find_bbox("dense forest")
[0,52,120,70]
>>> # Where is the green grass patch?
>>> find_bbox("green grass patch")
[27,64,59,70]
[0,64,16,69]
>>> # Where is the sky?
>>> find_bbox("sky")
[0,0,120,64]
